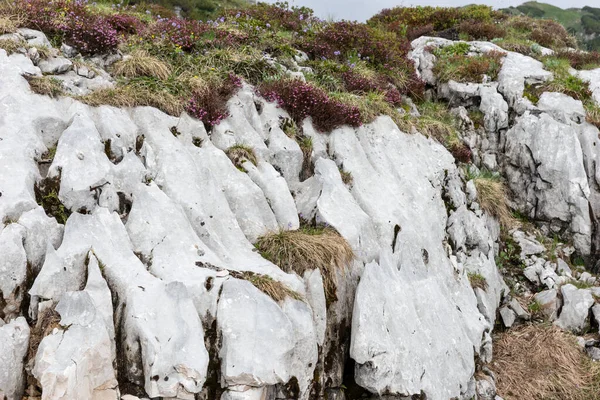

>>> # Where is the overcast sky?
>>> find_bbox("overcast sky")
[264,0,595,22]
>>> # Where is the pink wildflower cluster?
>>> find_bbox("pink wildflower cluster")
[149,17,247,51]
[104,13,145,35]
[23,0,119,54]
[186,74,243,129]
[225,1,315,31]
[259,79,362,132]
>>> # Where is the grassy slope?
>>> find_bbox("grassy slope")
[501,1,600,49]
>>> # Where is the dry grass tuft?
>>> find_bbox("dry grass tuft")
[24,75,64,98]
[112,50,172,80]
[473,173,513,228]
[225,144,258,170]
[0,38,23,54]
[255,226,354,304]
[468,272,488,290]
[240,271,302,302]
[0,8,23,34]
[77,86,183,116]
[493,324,600,400]
[586,103,600,129]
[339,167,353,185]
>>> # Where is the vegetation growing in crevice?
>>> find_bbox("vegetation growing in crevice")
[432,44,505,83]
[467,168,514,228]
[35,176,70,225]
[415,100,471,163]
[255,223,354,305]
[23,75,64,98]
[237,271,302,302]
[225,144,257,170]
[468,272,488,290]
[339,167,353,186]
[296,135,314,181]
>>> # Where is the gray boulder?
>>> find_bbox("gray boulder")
[534,289,560,320]
[555,284,594,333]
[38,57,72,75]
[504,113,591,255]
[0,317,29,400]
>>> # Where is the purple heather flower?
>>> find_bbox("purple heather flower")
[299,14,304,20]
[334,50,341,56]
[266,23,271,28]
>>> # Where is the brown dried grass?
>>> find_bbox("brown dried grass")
[225,144,258,169]
[255,226,354,303]
[493,324,600,400]
[77,86,183,116]
[112,50,171,80]
[24,75,64,98]
[474,176,514,228]
[240,272,302,302]
[0,1,23,34]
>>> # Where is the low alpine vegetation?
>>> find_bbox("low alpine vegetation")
[225,144,258,170]
[493,324,600,399]
[258,78,362,132]
[432,43,505,83]
[468,272,488,290]
[415,101,471,163]
[24,75,64,98]
[255,223,354,305]
[112,50,172,80]
[239,271,302,302]
[468,168,513,227]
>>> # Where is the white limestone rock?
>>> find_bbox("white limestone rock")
[504,113,591,255]
[41,209,210,398]
[534,289,560,320]
[0,317,29,400]
[497,51,552,111]
[499,306,516,328]
[194,143,279,244]
[351,251,485,399]
[17,206,64,273]
[512,230,545,258]
[245,161,300,230]
[33,290,119,400]
[537,92,585,124]
[38,57,72,75]
[479,85,509,132]
[16,28,52,48]
[218,278,295,387]
[555,284,594,333]
[0,224,28,319]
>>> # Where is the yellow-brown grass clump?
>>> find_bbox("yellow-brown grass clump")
[77,86,183,116]
[255,225,354,304]
[0,6,23,34]
[240,271,302,302]
[225,144,258,170]
[24,75,64,98]
[493,324,600,400]
[112,50,172,80]
[471,170,513,228]
[468,272,488,290]
[0,38,22,54]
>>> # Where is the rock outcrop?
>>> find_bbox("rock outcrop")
[4,26,600,400]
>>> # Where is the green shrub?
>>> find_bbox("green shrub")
[433,49,505,83]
